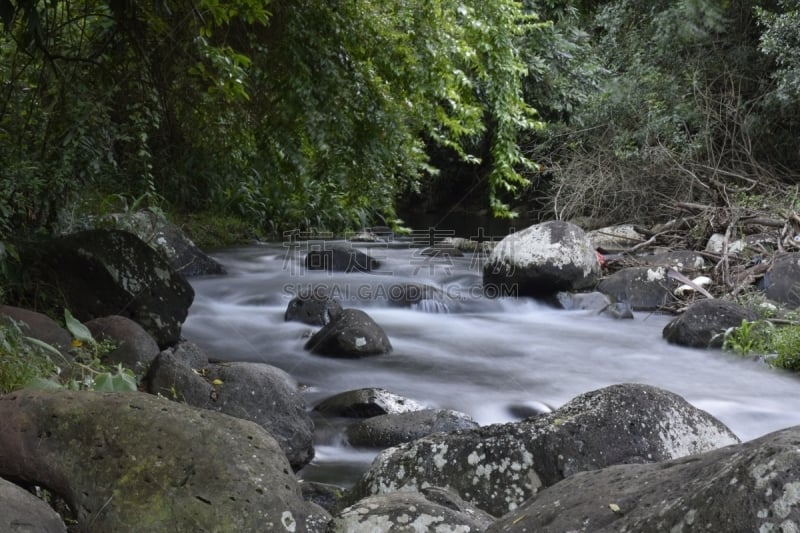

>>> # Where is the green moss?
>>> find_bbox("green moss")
[723,319,800,372]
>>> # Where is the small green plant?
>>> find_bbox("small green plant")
[723,319,800,372]
[0,310,137,394]
[0,321,60,394]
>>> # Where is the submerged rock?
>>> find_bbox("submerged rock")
[489,425,800,532]
[314,388,427,418]
[285,293,343,326]
[0,390,329,532]
[305,244,380,273]
[349,383,739,517]
[345,409,479,448]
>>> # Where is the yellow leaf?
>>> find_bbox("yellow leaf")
[212,379,223,386]
[71,339,83,348]
[609,503,621,513]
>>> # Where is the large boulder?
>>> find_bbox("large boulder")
[489,425,800,532]
[587,224,646,253]
[305,244,380,273]
[0,476,66,533]
[147,343,315,470]
[0,390,329,532]
[663,299,757,348]
[26,229,194,348]
[331,489,494,533]
[482,221,600,298]
[596,266,675,311]
[763,252,800,308]
[85,315,160,377]
[304,309,392,357]
[0,305,72,354]
[108,208,225,277]
[345,409,480,448]
[349,384,739,517]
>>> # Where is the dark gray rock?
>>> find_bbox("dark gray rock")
[0,390,330,532]
[314,388,426,418]
[305,244,380,273]
[28,229,194,348]
[597,266,675,311]
[285,293,344,326]
[300,481,347,515]
[489,425,800,533]
[330,490,494,533]
[0,476,66,533]
[764,252,800,308]
[483,221,600,298]
[349,384,739,517]
[346,409,480,448]
[108,209,225,277]
[85,315,160,376]
[0,305,71,354]
[663,299,757,348]
[147,343,315,470]
[304,309,392,357]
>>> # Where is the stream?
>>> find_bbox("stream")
[181,240,800,486]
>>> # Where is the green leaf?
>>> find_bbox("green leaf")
[92,365,137,392]
[24,377,64,390]
[24,336,63,358]
[64,309,95,345]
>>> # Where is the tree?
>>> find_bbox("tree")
[0,0,544,239]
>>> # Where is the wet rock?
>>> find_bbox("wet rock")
[386,283,452,313]
[304,309,392,357]
[305,244,380,273]
[489,425,800,533]
[555,291,634,319]
[345,409,480,448]
[0,305,72,354]
[313,388,426,418]
[85,315,160,377]
[506,401,554,420]
[483,221,601,298]
[442,237,496,253]
[663,298,757,348]
[349,383,739,517]
[300,481,347,515]
[763,252,800,308]
[596,266,675,311]
[587,224,646,253]
[330,490,494,533]
[0,476,66,533]
[420,246,464,257]
[147,342,315,470]
[108,208,225,276]
[0,390,330,532]
[285,293,343,326]
[25,229,194,348]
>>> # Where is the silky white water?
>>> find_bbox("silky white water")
[182,242,800,484]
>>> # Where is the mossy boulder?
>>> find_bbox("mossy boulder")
[0,390,329,532]
[26,229,194,348]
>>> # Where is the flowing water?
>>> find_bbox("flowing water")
[182,241,800,486]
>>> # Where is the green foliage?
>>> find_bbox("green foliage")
[758,0,800,102]
[0,321,59,394]
[723,319,800,372]
[0,312,136,394]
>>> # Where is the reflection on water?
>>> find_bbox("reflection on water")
[182,242,800,484]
